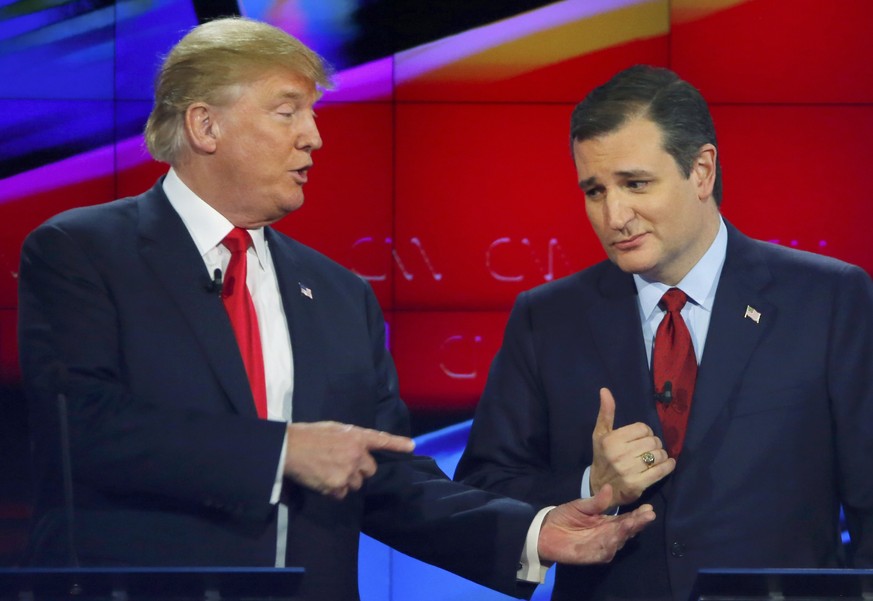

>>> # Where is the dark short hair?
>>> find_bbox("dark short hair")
[570,65,722,205]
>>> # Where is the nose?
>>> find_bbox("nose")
[604,193,635,231]
[297,112,323,153]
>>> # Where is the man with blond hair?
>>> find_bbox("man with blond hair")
[18,18,654,600]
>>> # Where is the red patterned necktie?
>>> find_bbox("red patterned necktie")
[221,227,267,419]
[652,288,697,457]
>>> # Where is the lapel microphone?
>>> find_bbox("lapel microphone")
[205,268,223,295]
[654,380,673,406]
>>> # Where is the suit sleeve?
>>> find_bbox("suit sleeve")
[829,264,873,567]
[18,221,287,522]
[454,292,586,507]
[356,284,539,599]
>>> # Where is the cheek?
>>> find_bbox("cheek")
[584,201,597,225]
[585,204,607,238]
[635,198,669,227]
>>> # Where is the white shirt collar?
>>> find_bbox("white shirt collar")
[634,217,728,320]
[162,168,267,269]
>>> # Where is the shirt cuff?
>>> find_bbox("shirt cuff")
[517,505,555,583]
[581,465,593,498]
[270,429,288,504]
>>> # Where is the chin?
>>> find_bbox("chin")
[281,194,305,215]
[607,250,632,269]
[614,257,657,277]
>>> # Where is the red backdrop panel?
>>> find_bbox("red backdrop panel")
[671,0,873,103]
[392,311,509,411]
[394,102,604,311]
[278,102,395,308]
[716,104,873,272]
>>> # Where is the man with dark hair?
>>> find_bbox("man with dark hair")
[455,64,873,601]
[17,19,655,600]
[570,65,722,203]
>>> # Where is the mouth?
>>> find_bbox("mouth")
[612,232,648,251]
[290,165,312,185]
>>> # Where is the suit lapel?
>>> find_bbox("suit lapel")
[585,264,662,432]
[136,183,258,418]
[265,230,324,423]
[580,224,777,457]
[683,223,775,454]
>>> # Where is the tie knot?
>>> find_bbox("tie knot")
[222,227,252,255]
[659,288,688,313]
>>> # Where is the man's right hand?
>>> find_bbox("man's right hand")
[590,388,675,507]
[284,421,415,500]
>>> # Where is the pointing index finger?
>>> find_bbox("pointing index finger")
[364,429,415,453]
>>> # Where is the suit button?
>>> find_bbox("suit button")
[670,541,685,558]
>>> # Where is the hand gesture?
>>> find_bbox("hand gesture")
[283,421,415,499]
[538,484,655,565]
[590,388,675,507]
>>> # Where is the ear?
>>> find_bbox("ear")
[692,143,717,201]
[184,103,219,154]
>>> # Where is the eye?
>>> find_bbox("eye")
[276,103,299,118]
[627,180,650,191]
[583,185,604,200]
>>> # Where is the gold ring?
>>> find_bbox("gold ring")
[641,451,656,468]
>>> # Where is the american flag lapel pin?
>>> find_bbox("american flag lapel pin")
[299,282,313,300]
[743,305,761,324]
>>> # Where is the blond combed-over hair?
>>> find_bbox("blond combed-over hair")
[144,17,333,164]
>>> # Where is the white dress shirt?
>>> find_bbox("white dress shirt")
[164,168,551,579]
[580,218,728,499]
[162,168,293,565]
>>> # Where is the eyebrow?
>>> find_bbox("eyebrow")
[277,90,305,101]
[579,169,654,189]
[579,177,599,190]
[276,89,323,104]
[616,169,654,178]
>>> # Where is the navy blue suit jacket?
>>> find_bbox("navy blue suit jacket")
[456,222,873,601]
[18,180,538,600]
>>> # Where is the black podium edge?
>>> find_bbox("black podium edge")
[0,567,304,600]
[690,568,873,600]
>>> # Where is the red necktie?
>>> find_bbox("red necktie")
[221,228,268,419]
[652,288,697,457]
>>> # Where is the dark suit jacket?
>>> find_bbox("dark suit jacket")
[18,180,538,600]
[455,222,873,601]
